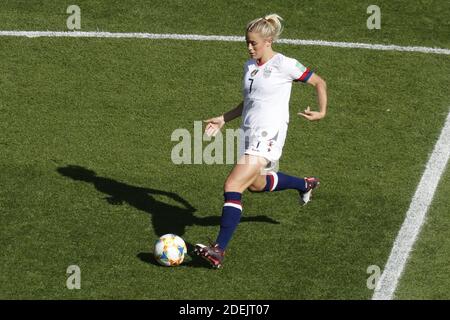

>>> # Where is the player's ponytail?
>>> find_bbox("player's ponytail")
[246,13,284,41]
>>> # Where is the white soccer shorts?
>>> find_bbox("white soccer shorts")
[239,123,288,167]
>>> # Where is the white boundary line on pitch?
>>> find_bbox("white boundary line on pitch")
[372,110,450,300]
[0,30,450,55]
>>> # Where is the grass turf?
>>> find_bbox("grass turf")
[0,0,449,48]
[395,166,450,299]
[0,1,449,299]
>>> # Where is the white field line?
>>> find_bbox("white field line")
[372,110,450,300]
[0,30,449,55]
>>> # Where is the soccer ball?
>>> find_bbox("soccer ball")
[154,234,187,266]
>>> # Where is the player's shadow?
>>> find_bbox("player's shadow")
[57,165,279,268]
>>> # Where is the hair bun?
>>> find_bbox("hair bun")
[246,13,284,41]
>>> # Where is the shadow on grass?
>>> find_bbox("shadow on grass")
[57,165,279,268]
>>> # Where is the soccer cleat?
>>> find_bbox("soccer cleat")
[299,177,320,206]
[194,243,225,269]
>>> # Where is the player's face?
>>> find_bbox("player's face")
[246,32,272,60]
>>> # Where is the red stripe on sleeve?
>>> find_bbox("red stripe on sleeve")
[298,68,311,82]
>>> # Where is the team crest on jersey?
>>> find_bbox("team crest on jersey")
[251,69,259,77]
[263,66,272,78]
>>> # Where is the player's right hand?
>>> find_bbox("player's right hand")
[203,116,225,137]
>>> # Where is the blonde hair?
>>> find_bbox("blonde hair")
[246,13,284,41]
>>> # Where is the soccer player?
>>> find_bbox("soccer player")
[195,14,328,268]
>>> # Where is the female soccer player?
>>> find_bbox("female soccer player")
[195,14,327,268]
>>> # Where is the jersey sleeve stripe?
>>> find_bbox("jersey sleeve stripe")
[296,68,313,83]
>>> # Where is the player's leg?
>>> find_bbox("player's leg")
[224,154,268,193]
[194,154,267,268]
[247,173,266,192]
[246,125,320,202]
[249,170,320,205]
[215,154,267,247]
[250,171,318,193]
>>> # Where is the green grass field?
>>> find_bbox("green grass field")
[0,0,449,299]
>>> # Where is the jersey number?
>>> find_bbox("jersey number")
[248,78,254,93]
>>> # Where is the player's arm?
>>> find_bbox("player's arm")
[204,101,243,137]
[223,101,244,122]
[298,73,327,121]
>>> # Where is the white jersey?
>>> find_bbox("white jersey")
[241,53,312,139]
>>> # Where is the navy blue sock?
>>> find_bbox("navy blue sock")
[263,172,307,192]
[215,192,242,251]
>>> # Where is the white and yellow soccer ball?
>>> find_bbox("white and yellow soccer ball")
[154,234,187,266]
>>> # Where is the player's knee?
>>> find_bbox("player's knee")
[224,179,241,193]
[247,184,263,193]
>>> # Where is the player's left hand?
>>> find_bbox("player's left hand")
[298,106,325,121]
